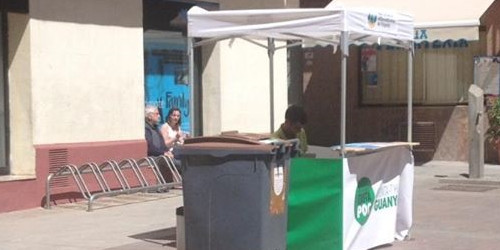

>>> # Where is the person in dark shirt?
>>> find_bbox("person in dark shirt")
[145,105,177,191]
[145,105,171,157]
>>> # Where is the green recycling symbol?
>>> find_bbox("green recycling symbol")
[354,177,375,225]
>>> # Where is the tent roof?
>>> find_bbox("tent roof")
[187,2,414,48]
[185,1,416,152]
[330,0,494,24]
[330,0,495,42]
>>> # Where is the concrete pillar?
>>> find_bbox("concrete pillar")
[468,84,484,178]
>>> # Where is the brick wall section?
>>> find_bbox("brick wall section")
[481,0,500,56]
[0,140,146,213]
[302,45,480,163]
[480,0,500,162]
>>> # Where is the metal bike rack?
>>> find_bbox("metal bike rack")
[157,155,182,183]
[45,156,182,212]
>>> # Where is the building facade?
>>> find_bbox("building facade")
[299,0,500,163]
[2,0,499,213]
[0,0,296,213]
[0,0,148,213]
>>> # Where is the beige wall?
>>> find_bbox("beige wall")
[200,0,294,136]
[220,39,287,134]
[201,44,222,135]
[6,0,144,175]
[8,13,34,175]
[201,39,288,136]
[29,0,144,145]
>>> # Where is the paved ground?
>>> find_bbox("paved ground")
[0,190,183,250]
[387,161,500,250]
[1,160,500,249]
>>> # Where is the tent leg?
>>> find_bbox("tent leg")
[268,38,275,133]
[188,38,196,136]
[340,31,349,157]
[407,48,413,146]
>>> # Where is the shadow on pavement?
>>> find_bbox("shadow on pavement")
[130,227,177,247]
[104,227,177,250]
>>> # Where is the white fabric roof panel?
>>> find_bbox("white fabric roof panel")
[187,7,344,40]
[331,0,495,42]
[187,3,414,48]
[330,0,494,24]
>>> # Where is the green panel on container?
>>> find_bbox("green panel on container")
[287,158,343,250]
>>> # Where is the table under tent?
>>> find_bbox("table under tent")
[185,2,415,249]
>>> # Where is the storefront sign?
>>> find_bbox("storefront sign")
[414,28,471,48]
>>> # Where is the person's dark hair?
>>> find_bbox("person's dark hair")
[167,107,182,125]
[285,105,307,124]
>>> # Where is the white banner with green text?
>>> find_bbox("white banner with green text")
[288,145,414,250]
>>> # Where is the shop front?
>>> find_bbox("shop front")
[302,0,500,163]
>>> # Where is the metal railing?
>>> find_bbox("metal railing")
[45,156,182,211]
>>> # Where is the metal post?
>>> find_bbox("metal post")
[45,174,52,209]
[407,48,413,145]
[188,38,195,136]
[268,38,275,133]
[340,31,348,157]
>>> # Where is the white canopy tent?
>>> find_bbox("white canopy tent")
[187,2,414,156]
[319,0,495,43]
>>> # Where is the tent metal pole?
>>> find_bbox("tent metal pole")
[407,48,413,145]
[188,38,196,137]
[340,31,348,157]
[268,38,275,133]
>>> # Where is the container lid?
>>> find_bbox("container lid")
[178,136,276,157]
[220,131,272,141]
[184,136,261,145]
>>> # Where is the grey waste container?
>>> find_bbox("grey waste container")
[177,136,297,250]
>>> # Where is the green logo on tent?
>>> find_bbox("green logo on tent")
[367,14,377,28]
[354,177,375,225]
